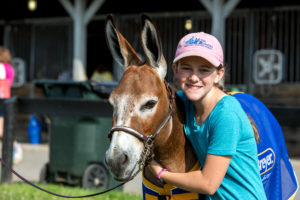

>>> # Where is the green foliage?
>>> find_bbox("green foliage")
[0,183,142,200]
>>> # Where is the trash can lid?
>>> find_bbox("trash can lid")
[90,81,118,98]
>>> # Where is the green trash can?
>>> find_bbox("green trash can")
[35,80,120,189]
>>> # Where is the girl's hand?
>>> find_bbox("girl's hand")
[148,159,163,177]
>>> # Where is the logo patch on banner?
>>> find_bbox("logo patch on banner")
[258,148,275,183]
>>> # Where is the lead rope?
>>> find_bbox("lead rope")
[129,136,155,180]
[0,136,155,198]
[0,158,125,198]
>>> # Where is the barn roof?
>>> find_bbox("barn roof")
[0,0,299,21]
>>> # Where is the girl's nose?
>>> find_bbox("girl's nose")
[188,73,199,82]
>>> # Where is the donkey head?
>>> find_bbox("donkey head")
[104,15,171,181]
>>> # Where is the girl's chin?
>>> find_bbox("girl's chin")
[188,96,202,102]
[185,86,202,93]
[184,92,203,101]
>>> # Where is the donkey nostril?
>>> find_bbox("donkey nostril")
[122,154,128,164]
[104,156,109,167]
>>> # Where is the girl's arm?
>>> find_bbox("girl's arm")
[150,154,231,195]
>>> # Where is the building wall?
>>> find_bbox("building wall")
[3,18,73,81]
[3,6,300,106]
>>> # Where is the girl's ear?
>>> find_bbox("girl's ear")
[172,63,179,77]
[214,67,225,83]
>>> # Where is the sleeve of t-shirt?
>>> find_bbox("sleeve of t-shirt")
[207,109,240,156]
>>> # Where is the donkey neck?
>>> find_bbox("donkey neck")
[144,92,197,186]
[154,94,197,173]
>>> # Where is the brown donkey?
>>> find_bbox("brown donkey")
[104,15,201,198]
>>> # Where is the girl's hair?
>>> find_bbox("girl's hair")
[248,116,260,143]
[0,46,12,64]
[214,65,228,92]
[215,65,260,143]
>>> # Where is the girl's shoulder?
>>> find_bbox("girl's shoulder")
[210,95,248,125]
[214,95,242,112]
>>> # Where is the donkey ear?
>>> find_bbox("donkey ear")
[141,14,167,80]
[105,14,143,68]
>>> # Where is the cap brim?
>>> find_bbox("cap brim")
[173,51,221,67]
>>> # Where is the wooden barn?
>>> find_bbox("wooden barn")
[0,0,300,154]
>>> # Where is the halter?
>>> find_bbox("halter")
[107,81,175,180]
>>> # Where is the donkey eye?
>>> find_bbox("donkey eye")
[141,100,157,110]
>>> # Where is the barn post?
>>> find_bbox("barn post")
[0,97,16,184]
[59,0,105,81]
[199,0,240,49]
[199,0,240,87]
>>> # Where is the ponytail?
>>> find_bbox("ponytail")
[248,116,260,143]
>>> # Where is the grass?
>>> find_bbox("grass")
[0,183,142,200]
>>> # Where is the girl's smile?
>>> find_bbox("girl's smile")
[185,83,203,92]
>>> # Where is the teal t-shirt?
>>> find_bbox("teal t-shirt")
[177,91,267,200]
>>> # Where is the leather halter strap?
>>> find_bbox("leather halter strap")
[109,126,148,142]
[108,106,173,143]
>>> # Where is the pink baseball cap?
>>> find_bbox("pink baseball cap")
[173,32,223,67]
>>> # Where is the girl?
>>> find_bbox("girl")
[149,32,267,199]
[0,46,23,165]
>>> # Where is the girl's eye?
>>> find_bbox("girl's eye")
[199,67,213,73]
[200,69,210,72]
[180,66,192,71]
